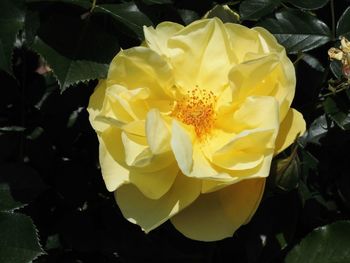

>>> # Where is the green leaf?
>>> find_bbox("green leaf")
[337,6,350,38]
[239,0,281,21]
[301,54,325,72]
[0,212,44,263]
[259,10,331,54]
[284,0,329,10]
[330,60,343,79]
[94,3,153,39]
[0,0,25,75]
[142,0,172,4]
[28,6,119,91]
[285,221,350,263]
[0,163,47,202]
[270,147,301,192]
[178,9,200,25]
[32,37,109,91]
[0,184,23,212]
[299,114,331,146]
[204,4,240,23]
[29,1,153,39]
[323,96,350,130]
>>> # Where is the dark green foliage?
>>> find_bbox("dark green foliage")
[0,0,25,75]
[258,10,331,53]
[1,0,350,262]
[239,0,281,21]
[286,221,350,263]
[337,6,350,38]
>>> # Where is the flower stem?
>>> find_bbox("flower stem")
[90,0,96,12]
[321,82,349,98]
[293,52,305,65]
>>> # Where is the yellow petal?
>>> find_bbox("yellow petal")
[98,135,129,192]
[101,126,178,199]
[274,108,306,155]
[144,22,184,56]
[170,120,194,175]
[115,172,201,232]
[202,153,273,193]
[188,144,234,181]
[122,120,146,137]
[146,109,171,154]
[224,23,261,63]
[341,36,350,53]
[217,96,279,134]
[167,18,236,93]
[229,53,294,121]
[108,47,174,98]
[105,84,149,121]
[229,54,280,102]
[253,27,285,54]
[212,129,275,170]
[121,132,151,167]
[328,47,344,61]
[87,80,109,133]
[210,96,279,158]
[254,27,296,120]
[129,160,179,199]
[171,178,265,241]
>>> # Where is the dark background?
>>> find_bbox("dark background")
[1,0,350,262]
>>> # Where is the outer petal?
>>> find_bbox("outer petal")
[167,18,237,93]
[97,84,148,125]
[108,47,174,99]
[171,178,265,241]
[129,161,179,200]
[254,27,296,120]
[201,154,272,193]
[144,22,184,57]
[101,126,178,199]
[253,26,285,54]
[115,172,201,232]
[274,108,306,155]
[99,135,129,192]
[224,23,262,63]
[228,38,295,121]
[87,80,109,133]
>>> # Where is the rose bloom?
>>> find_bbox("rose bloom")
[88,18,305,241]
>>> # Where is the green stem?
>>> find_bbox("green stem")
[293,53,305,65]
[281,2,290,9]
[321,82,349,98]
[90,0,96,12]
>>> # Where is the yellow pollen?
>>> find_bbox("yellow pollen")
[171,88,217,139]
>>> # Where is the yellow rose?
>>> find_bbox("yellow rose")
[88,18,306,241]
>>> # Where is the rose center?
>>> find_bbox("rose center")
[171,88,217,139]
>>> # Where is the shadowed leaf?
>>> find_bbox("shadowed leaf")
[259,10,331,53]
[286,221,350,263]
